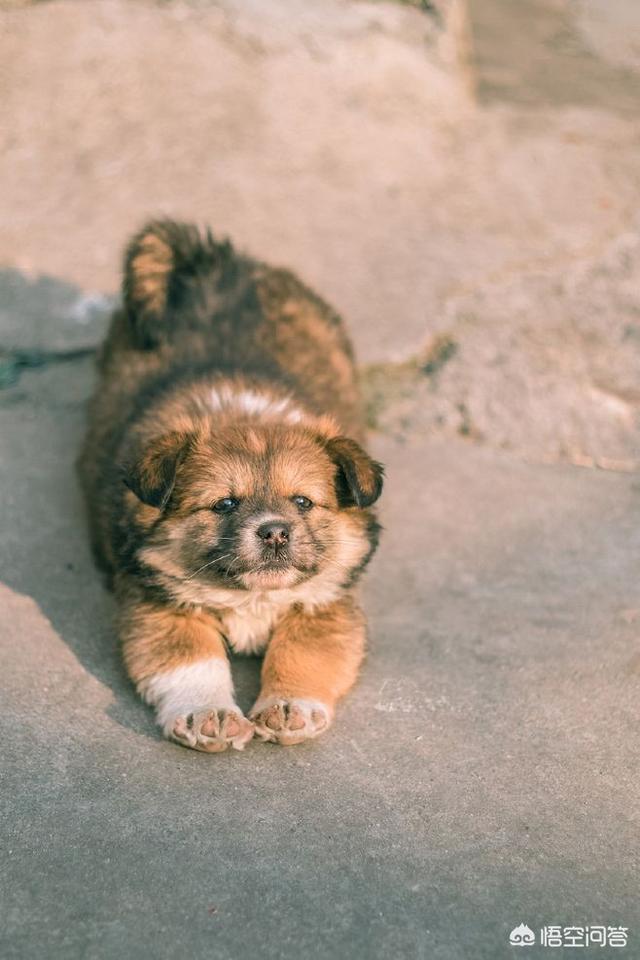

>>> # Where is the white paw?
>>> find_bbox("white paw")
[250,697,331,746]
[139,659,253,753]
[168,707,254,753]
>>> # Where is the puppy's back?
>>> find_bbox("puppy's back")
[100,220,363,436]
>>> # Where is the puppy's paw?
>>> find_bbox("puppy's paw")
[168,707,254,753]
[250,697,331,746]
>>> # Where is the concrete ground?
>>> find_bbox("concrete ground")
[3,356,639,960]
[1,1,639,958]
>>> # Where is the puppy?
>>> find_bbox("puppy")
[78,220,383,751]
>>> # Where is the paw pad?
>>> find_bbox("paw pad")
[168,707,254,753]
[250,698,330,745]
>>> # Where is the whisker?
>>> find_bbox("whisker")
[185,552,233,581]
[293,539,364,547]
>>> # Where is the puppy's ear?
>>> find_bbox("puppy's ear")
[122,432,191,509]
[325,436,384,508]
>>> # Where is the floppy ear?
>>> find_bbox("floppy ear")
[325,436,384,508]
[122,432,191,509]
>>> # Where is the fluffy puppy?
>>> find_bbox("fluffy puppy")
[78,220,383,752]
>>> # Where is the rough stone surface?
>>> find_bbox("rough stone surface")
[1,1,640,958]
[363,228,640,466]
[469,0,640,111]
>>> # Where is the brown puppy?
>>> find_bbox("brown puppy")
[78,220,383,752]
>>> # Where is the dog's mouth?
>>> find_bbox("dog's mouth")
[256,551,294,570]
[214,554,291,575]
[216,555,316,591]
[189,542,319,590]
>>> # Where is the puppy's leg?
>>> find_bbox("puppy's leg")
[250,597,365,745]
[119,594,254,752]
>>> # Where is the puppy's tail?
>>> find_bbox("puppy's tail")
[122,219,241,349]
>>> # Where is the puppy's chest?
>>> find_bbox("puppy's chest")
[218,599,285,654]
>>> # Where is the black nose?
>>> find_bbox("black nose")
[256,521,290,547]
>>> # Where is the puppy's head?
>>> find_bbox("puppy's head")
[123,422,383,596]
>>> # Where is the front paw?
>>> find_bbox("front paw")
[250,697,331,746]
[168,707,254,753]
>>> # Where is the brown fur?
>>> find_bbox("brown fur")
[117,581,228,683]
[78,219,383,751]
[259,597,366,704]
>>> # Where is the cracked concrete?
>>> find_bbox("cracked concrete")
[1,1,639,957]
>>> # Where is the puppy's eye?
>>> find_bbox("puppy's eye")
[292,495,313,511]
[212,497,239,514]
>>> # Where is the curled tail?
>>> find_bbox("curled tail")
[122,219,242,348]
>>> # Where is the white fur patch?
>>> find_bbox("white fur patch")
[204,385,303,423]
[188,572,353,654]
[139,658,237,734]
[220,596,285,654]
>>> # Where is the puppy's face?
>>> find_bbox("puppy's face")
[125,423,383,596]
